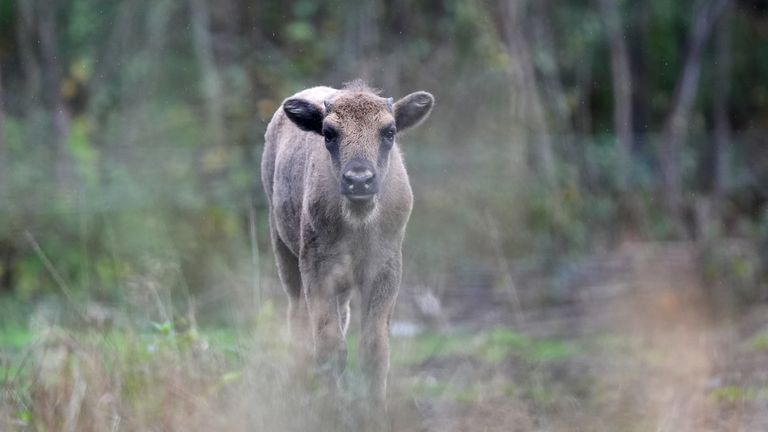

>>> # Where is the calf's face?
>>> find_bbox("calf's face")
[283,90,433,208]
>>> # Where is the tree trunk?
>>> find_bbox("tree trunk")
[0,39,15,288]
[599,0,633,191]
[661,0,732,223]
[37,0,75,192]
[574,54,593,135]
[713,4,732,203]
[336,0,382,82]
[189,0,226,147]
[628,0,650,159]
[0,66,8,194]
[0,67,13,292]
[15,0,41,110]
[496,0,557,189]
[146,0,177,102]
[0,244,17,294]
[531,1,570,130]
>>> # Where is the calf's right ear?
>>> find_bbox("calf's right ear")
[283,98,324,135]
[394,91,434,132]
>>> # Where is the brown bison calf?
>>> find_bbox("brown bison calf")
[261,81,434,403]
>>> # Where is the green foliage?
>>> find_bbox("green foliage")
[710,385,758,404]
[0,325,32,351]
[391,327,578,367]
[702,238,764,310]
[751,332,768,352]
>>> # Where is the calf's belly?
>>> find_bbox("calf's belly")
[271,191,302,256]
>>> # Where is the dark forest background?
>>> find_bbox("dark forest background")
[1,0,766,313]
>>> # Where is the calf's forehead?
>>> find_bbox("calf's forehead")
[325,93,393,129]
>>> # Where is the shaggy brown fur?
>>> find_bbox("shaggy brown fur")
[261,82,434,407]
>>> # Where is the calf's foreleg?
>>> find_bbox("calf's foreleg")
[359,255,401,405]
[300,253,352,378]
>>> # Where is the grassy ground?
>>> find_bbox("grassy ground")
[2,242,768,431]
[2,314,766,431]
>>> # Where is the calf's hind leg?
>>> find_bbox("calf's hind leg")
[270,228,308,345]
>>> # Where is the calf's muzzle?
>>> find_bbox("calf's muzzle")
[341,159,378,201]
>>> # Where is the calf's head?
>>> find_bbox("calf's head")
[283,84,434,207]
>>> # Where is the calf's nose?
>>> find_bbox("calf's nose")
[341,160,378,199]
[343,168,375,187]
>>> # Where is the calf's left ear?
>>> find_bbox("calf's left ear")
[283,98,324,135]
[394,91,434,132]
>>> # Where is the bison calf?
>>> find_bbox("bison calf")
[261,80,433,403]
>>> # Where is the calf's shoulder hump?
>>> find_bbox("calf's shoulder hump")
[287,86,338,106]
[263,87,335,162]
[265,86,337,140]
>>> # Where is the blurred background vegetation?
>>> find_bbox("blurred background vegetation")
[0,0,766,318]
[1,0,768,430]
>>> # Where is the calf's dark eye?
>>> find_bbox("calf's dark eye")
[323,128,338,147]
[382,127,396,143]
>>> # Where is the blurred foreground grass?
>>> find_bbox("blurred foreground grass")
[3,296,767,431]
[0,294,597,431]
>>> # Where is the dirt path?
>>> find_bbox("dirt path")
[391,242,768,431]
[600,242,767,431]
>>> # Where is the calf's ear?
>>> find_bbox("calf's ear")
[394,91,434,132]
[283,98,324,134]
